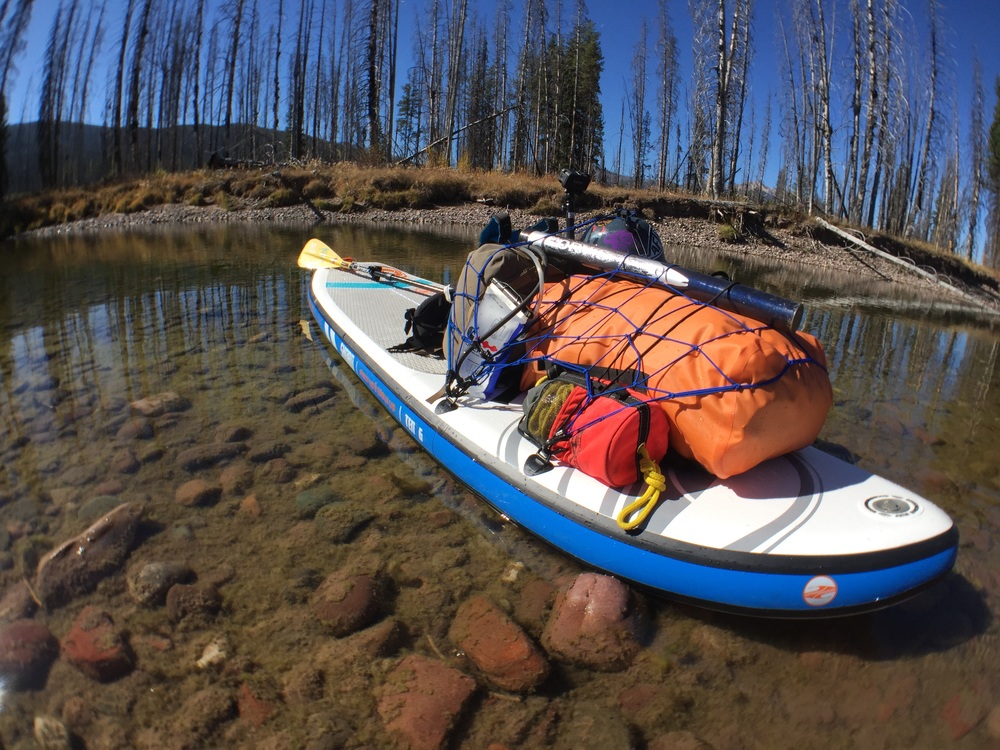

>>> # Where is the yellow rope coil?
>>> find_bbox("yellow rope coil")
[616,444,667,531]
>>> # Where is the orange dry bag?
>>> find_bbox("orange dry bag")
[520,275,832,479]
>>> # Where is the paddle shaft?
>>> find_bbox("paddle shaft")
[299,238,446,295]
[524,231,804,332]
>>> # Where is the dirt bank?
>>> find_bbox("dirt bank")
[17,199,1000,316]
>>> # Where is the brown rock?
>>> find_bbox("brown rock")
[130,392,190,417]
[110,448,140,474]
[168,685,237,748]
[987,704,1000,739]
[349,617,406,660]
[93,479,124,496]
[541,572,644,672]
[312,571,386,636]
[219,463,254,495]
[127,561,194,606]
[285,387,335,414]
[0,619,59,689]
[166,582,222,623]
[377,655,476,750]
[449,596,548,692]
[175,479,222,507]
[239,495,262,518]
[247,441,290,463]
[213,424,253,443]
[237,682,275,728]
[647,731,716,750]
[116,418,153,440]
[515,578,558,636]
[283,664,324,705]
[0,581,38,624]
[941,683,992,740]
[176,443,246,471]
[35,502,143,609]
[61,606,134,681]
[259,458,295,483]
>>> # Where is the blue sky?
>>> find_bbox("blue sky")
[5,0,1000,184]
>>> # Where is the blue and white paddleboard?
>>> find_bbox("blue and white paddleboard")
[306,263,958,617]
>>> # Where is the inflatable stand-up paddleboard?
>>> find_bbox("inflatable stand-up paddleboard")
[301,233,957,618]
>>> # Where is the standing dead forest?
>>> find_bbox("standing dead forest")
[2,0,1000,270]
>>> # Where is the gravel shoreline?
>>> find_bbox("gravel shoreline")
[18,201,1000,315]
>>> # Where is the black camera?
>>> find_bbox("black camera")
[559,169,591,196]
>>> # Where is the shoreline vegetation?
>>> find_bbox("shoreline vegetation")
[6,163,1000,315]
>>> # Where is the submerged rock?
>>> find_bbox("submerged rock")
[312,570,387,637]
[284,386,336,414]
[541,573,646,672]
[448,595,549,692]
[295,486,339,519]
[130,392,190,418]
[33,714,72,750]
[166,582,222,624]
[376,655,476,750]
[0,581,38,624]
[34,502,143,609]
[61,606,134,681]
[127,561,194,606]
[174,479,222,507]
[176,443,246,472]
[0,619,59,689]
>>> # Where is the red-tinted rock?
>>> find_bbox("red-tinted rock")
[0,619,59,689]
[541,572,645,672]
[377,655,476,750]
[941,684,992,740]
[448,595,548,692]
[35,502,143,609]
[312,571,385,636]
[175,479,222,507]
[237,682,275,727]
[61,606,134,681]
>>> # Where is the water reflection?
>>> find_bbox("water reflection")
[0,223,997,749]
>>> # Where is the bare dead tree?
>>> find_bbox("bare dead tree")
[125,0,154,172]
[966,54,984,260]
[630,20,649,188]
[439,0,468,166]
[908,0,942,238]
[271,0,283,160]
[655,0,678,190]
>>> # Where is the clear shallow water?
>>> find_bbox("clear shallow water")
[0,223,998,749]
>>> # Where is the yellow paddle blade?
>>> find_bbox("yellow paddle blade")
[297,238,347,270]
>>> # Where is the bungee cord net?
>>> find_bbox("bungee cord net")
[445,226,833,480]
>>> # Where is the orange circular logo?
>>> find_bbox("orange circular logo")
[803,575,838,606]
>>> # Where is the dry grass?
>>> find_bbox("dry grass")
[1,162,996,286]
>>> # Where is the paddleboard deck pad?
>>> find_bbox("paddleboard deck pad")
[307,264,958,617]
